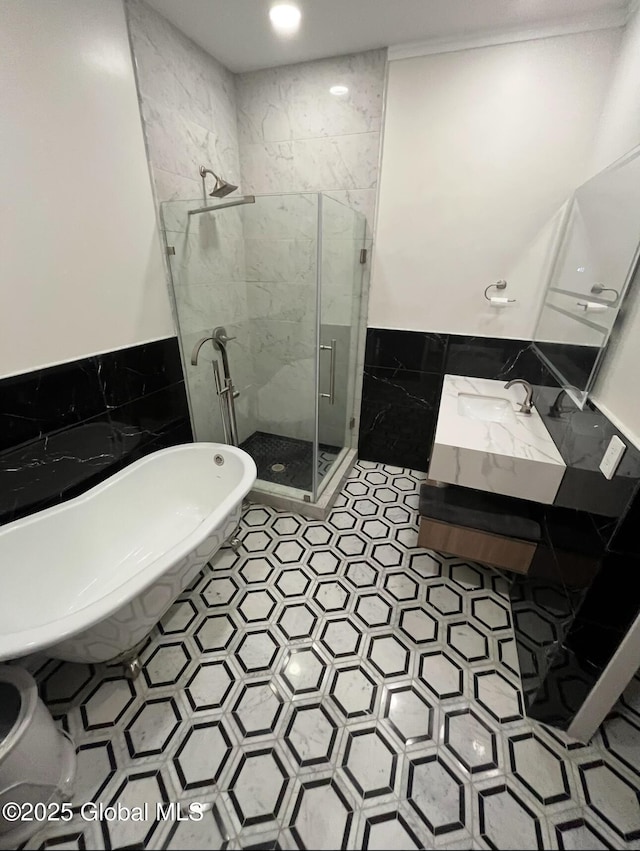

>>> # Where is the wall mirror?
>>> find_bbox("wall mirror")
[533,144,640,408]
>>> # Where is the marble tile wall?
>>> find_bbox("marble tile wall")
[126,0,241,203]
[236,50,386,450]
[128,3,386,461]
[236,49,386,226]
[126,0,256,444]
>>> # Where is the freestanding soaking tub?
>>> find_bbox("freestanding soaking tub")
[0,443,256,668]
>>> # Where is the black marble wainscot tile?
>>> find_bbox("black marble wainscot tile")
[97,337,185,408]
[0,413,126,524]
[537,388,640,519]
[358,368,442,471]
[0,359,104,452]
[364,328,447,373]
[446,336,559,385]
[0,396,193,526]
[109,382,191,444]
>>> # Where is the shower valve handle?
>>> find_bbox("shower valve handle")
[213,326,236,345]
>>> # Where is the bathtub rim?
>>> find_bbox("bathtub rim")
[0,443,256,662]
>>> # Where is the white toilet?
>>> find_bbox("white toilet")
[0,665,76,850]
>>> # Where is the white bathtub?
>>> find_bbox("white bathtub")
[0,443,256,664]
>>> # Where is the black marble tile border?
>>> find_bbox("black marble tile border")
[0,337,192,525]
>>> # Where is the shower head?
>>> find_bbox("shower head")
[199,165,238,198]
[210,177,238,197]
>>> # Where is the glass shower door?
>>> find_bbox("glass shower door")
[316,194,367,493]
[240,193,319,497]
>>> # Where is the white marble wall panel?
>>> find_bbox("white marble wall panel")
[172,234,245,285]
[245,239,316,284]
[174,283,248,334]
[242,193,318,240]
[127,0,251,444]
[249,317,316,441]
[237,49,385,456]
[246,282,316,322]
[324,189,377,234]
[321,238,361,326]
[237,50,386,146]
[240,133,380,195]
[152,168,202,203]
[252,357,316,442]
[127,0,241,200]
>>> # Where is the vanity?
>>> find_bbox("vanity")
[419,374,604,582]
[414,144,640,740]
[429,375,565,503]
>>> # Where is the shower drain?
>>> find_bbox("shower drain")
[271,463,286,473]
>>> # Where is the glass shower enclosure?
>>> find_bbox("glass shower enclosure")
[161,192,369,508]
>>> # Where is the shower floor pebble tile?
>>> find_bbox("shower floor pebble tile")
[19,461,640,850]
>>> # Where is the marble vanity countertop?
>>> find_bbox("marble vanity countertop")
[429,375,566,504]
[435,375,566,465]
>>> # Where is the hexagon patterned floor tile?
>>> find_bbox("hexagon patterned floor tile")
[124,697,182,759]
[360,810,422,849]
[330,664,378,719]
[185,659,235,712]
[289,778,354,849]
[508,732,572,804]
[382,683,433,746]
[342,727,398,800]
[28,459,640,851]
[477,783,545,849]
[579,760,640,841]
[398,605,438,645]
[228,748,290,827]
[407,753,467,835]
[284,703,338,767]
[232,680,284,738]
[173,719,233,790]
[319,618,362,658]
[444,707,499,774]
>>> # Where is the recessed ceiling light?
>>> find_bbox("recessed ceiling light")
[269,3,301,36]
[329,85,349,96]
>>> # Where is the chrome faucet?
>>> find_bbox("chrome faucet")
[191,335,215,365]
[190,328,240,446]
[504,379,534,415]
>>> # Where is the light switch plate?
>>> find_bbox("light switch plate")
[599,435,626,480]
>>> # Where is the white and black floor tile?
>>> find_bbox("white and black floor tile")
[22,461,640,850]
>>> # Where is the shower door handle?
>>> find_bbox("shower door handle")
[320,339,336,405]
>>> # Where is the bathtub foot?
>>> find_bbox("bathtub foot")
[229,536,241,554]
[123,656,142,681]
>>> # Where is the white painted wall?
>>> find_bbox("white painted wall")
[369,29,621,338]
[590,5,640,448]
[0,0,174,378]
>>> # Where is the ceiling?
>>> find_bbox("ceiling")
[145,0,629,73]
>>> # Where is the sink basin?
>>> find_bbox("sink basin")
[429,376,566,504]
[457,393,514,423]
